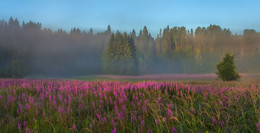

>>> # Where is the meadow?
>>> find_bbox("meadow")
[0,78,260,133]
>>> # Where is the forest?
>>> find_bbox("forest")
[0,17,260,77]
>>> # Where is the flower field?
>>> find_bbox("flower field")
[0,79,260,132]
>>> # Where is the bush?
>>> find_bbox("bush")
[216,53,240,81]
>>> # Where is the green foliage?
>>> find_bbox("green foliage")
[0,59,26,78]
[216,53,240,81]
[104,32,138,75]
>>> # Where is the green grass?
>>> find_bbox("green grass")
[0,78,260,132]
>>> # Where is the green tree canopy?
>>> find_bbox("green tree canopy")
[216,53,240,81]
[104,31,138,75]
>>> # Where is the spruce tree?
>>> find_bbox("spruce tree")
[104,32,138,75]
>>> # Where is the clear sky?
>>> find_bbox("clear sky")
[0,0,259,36]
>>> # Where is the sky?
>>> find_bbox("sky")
[0,0,259,36]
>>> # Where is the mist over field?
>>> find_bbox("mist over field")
[0,18,260,78]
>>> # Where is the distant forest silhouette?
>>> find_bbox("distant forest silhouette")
[0,17,260,77]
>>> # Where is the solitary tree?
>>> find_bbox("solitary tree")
[216,52,240,81]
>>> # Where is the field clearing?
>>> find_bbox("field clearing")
[74,73,260,87]
[97,73,260,80]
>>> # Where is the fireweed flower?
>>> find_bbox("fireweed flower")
[131,116,135,122]
[221,121,225,126]
[122,105,126,111]
[96,113,101,119]
[212,117,217,124]
[118,111,124,120]
[134,111,137,115]
[26,104,30,110]
[64,98,68,104]
[111,119,116,127]
[138,115,142,121]
[24,121,27,126]
[18,122,21,129]
[141,120,145,127]
[49,95,52,101]
[89,124,92,128]
[131,101,135,106]
[163,117,166,123]
[58,107,61,113]
[142,106,147,112]
[72,124,76,130]
[168,109,173,117]
[111,128,117,133]
[103,117,107,123]
[257,123,260,130]
[43,112,46,119]
[171,127,177,133]
[28,96,33,104]
[58,94,62,101]
[155,119,159,124]
[148,129,152,133]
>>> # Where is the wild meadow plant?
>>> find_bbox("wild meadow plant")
[0,79,259,132]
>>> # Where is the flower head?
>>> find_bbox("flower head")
[163,117,166,123]
[131,116,135,122]
[221,121,225,126]
[103,117,107,123]
[141,120,145,127]
[72,124,76,130]
[18,122,21,129]
[118,111,124,120]
[168,109,173,117]
[171,127,177,133]
[23,121,27,126]
[96,113,101,119]
[212,117,217,124]
[257,122,260,130]
[111,128,117,133]
[155,119,159,124]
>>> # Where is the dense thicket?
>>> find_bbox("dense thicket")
[0,17,260,77]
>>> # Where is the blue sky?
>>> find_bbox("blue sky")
[0,0,259,36]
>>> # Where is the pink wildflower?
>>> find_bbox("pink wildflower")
[212,117,217,124]
[72,124,76,130]
[111,128,117,133]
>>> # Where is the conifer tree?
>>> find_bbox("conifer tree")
[104,32,138,75]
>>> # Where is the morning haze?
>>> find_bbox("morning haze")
[0,0,259,78]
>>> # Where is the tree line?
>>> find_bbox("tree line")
[0,17,260,77]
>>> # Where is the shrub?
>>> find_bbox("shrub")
[216,52,240,81]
